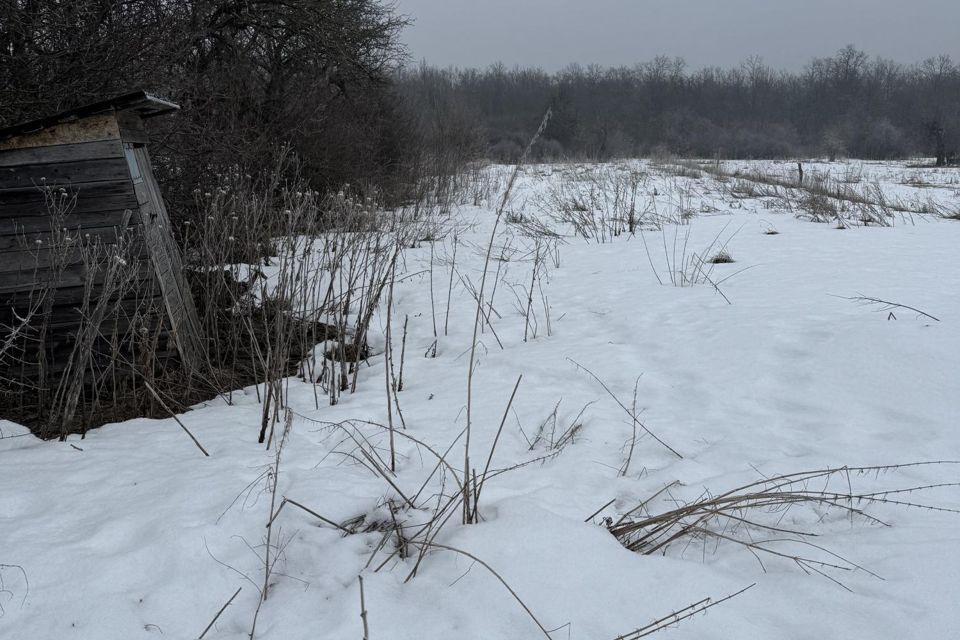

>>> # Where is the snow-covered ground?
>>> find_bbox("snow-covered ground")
[2,161,959,639]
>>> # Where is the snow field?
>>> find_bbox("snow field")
[2,160,959,639]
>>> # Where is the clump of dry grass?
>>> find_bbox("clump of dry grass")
[707,250,734,264]
[939,202,960,220]
[639,220,746,305]
[606,462,960,589]
[799,190,841,224]
[656,162,703,180]
[760,220,780,235]
[534,163,647,241]
[269,404,568,639]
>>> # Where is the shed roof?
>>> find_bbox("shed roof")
[0,91,180,142]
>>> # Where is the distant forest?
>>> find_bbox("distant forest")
[399,47,960,164]
[2,0,957,213]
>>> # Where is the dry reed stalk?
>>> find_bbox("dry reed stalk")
[609,463,960,589]
[612,583,755,639]
[463,108,552,525]
[197,587,242,640]
[359,575,370,640]
[567,358,681,459]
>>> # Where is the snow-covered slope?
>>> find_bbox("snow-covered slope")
[2,161,959,640]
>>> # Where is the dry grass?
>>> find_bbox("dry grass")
[1,150,457,437]
[707,250,735,264]
[670,160,942,227]
[534,163,648,241]
[606,463,960,590]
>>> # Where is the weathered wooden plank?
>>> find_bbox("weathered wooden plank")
[132,146,203,369]
[13,348,179,379]
[5,320,169,359]
[0,157,131,190]
[0,193,139,218]
[0,209,141,236]
[0,223,144,250]
[0,238,149,275]
[3,299,164,332]
[0,114,121,151]
[1,273,159,307]
[0,180,138,217]
[16,284,162,309]
[0,258,153,294]
[133,180,152,207]
[0,140,125,168]
[0,246,85,274]
[10,339,177,377]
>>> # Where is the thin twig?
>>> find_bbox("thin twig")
[409,541,555,640]
[835,294,940,322]
[359,575,370,640]
[197,587,242,640]
[567,358,682,459]
[613,583,756,639]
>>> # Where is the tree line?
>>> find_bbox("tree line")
[398,47,960,165]
[3,3,958,220]
[0,0,433,211]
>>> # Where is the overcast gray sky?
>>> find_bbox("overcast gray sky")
[394,0,960,71]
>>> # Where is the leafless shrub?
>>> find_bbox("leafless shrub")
[462,109,552,525]
[267,398,569,636]
[730,179,760,199]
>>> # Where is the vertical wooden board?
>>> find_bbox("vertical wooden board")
[133,180,152,207]
[132,146,203,368]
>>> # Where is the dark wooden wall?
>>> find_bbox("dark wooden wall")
[0,112,174,381]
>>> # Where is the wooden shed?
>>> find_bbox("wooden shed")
[0,91,203,387]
